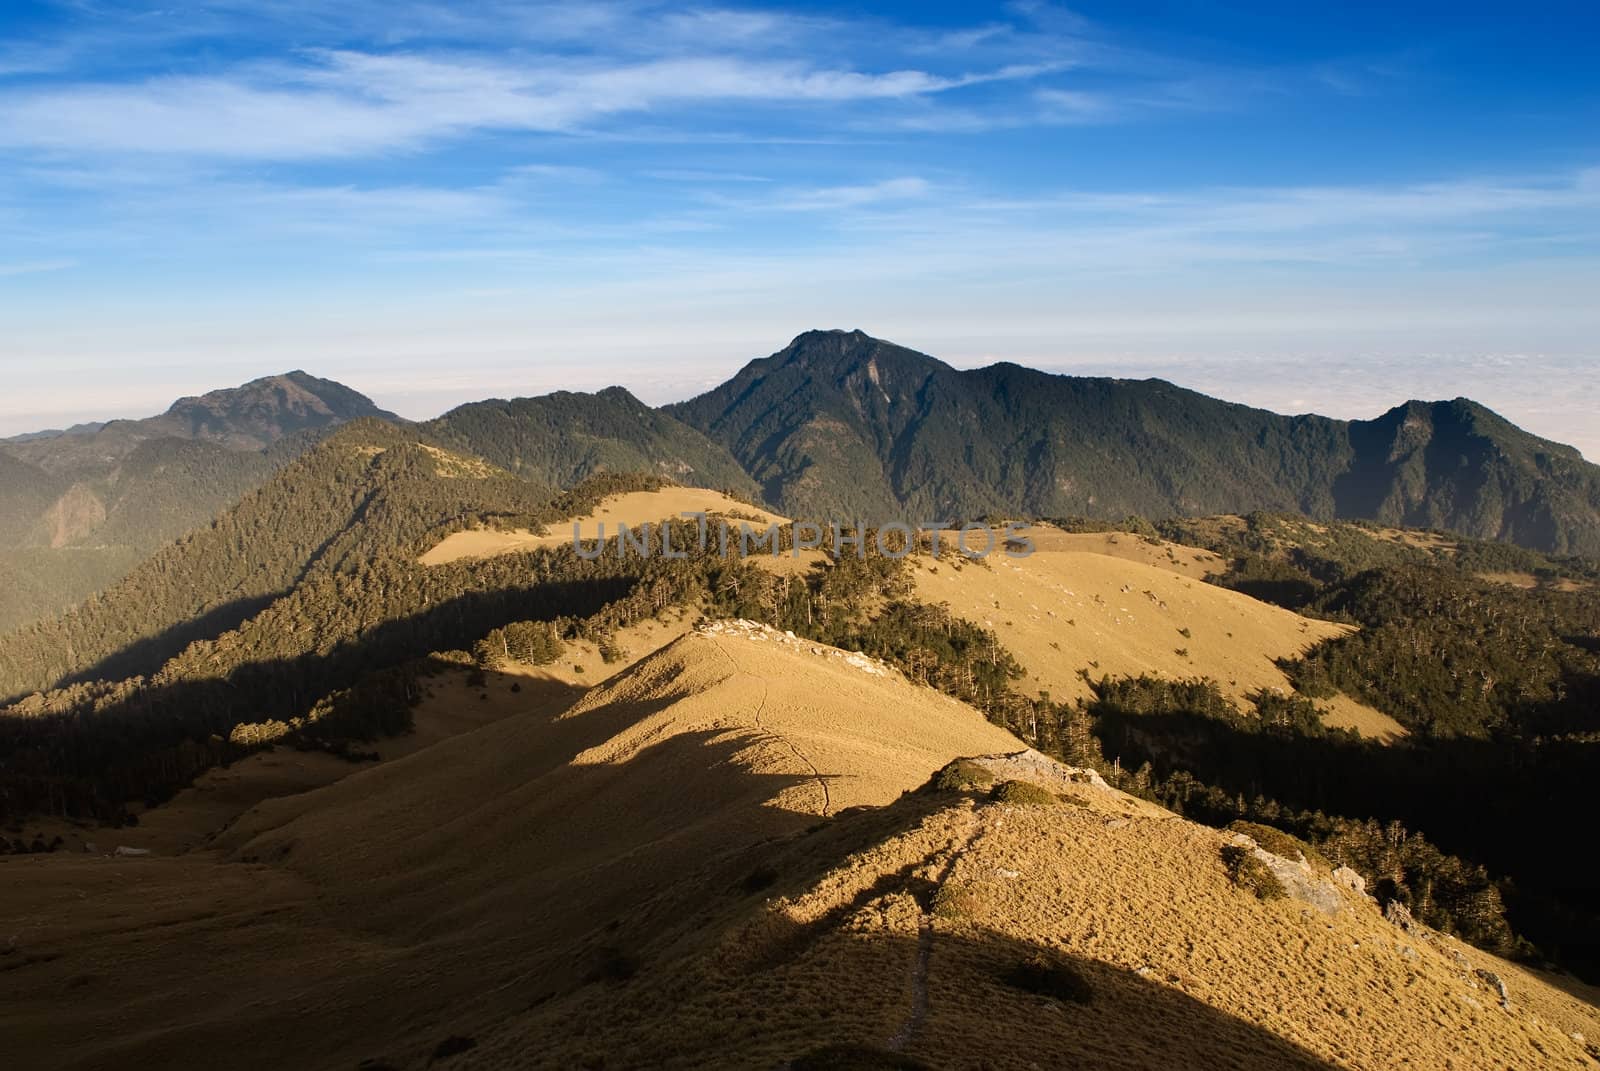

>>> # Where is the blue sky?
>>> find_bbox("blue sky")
[1,1,1598,456]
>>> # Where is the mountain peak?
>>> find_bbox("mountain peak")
[160,371,399,450]
[423,383,756,493]
[787,327,871,345]
[671,332,1600,554]
[778,327,877,360]
[168,369,375,415]
[769,329,950,381]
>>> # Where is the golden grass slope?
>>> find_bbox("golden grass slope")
[216,621,1025,923]
[428,497,1402,736]
[455,763,1600,1071]
[1,621,1593,1070]
[24,613,699,859]
[0,622,1026,1071]
[419,487,787,564]
[911,526,1406,739]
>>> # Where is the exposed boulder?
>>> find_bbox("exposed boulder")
[970,747,1109,790]
[1227,833,1342,916]
[1331,865,1367,897]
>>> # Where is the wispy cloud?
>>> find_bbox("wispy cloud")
[764,177,933,212]
[4,0,1597,457]
[0,259,75,277]
[644,168,771,183]
[0,48,1065,159]
[0,1,1227,161]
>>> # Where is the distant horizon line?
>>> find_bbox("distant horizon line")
[1,328,1594,463]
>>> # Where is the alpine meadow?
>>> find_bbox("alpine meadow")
[3,3,1599,1070]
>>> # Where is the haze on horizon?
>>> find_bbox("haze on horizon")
[1,1,1597,456]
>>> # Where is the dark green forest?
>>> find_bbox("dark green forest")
[0,421,556,702]
[670,330,1600,554]
[1114,512,1600,975]
[0,371,396,631]
[426,386,756,495]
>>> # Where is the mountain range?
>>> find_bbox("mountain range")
[670,331,1600,554]
[0,372,398,629]
[3,331,1598,635]
[4,486,1597,1068]
[3,342,1600,1068]
[0,370,399,544]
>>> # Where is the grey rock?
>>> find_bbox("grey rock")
[1475,968,1511,1009]
[1231,833,1342,916]
[1331,865,1367,897]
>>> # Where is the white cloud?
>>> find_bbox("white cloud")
[0,47,1061,160]
[766,177,933,212]
[644,168,771,183]
[1034,88,1121,122]
[0,259,74,277]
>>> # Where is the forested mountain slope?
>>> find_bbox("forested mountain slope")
[0,451,65,546]
[1335,397,1600,553]
[0,420,549,702]
[0,372,403,630]
[426,385,756,495]
[669,330,1600,554]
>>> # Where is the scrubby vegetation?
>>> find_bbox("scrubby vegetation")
[1091,673,1536,959]
[991,780,1057,806]
[1227,821,1323,868]
[1220,844,1287,902]
[931,883,983,921]
[1097,512,1600,973]
[705,549,1024,715]
[931,758,995,792]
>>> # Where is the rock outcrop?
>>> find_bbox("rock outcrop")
[1228,832,1344,916]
